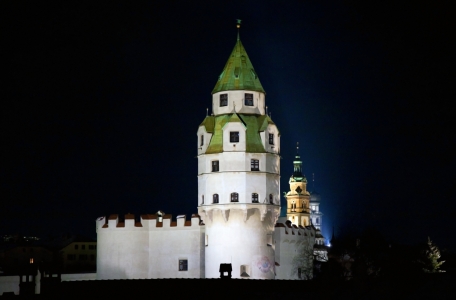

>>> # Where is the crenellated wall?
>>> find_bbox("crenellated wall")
[274,220,316,280]
[96,213,205,280]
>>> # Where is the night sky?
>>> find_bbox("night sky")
[1,2,454,250]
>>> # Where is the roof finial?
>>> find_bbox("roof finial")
[266,105,268,115]
[312,172,315,191]
[236,19,241,40]
[296,142,299,154]
[206,108,208,116]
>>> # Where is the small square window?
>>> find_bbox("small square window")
[74,244,79,250]
[231,192,239,202]
[252,193,259,203]
[179,259,188,271]
[245,93,253,106]
[230,131,239,143]
[251,159,259,171]
[220,94,228,107]
[82,245,86,250]
[269,133,274,145]
[212,160,219,172]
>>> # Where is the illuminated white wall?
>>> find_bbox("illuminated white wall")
[198,205,280,279]
[274,220,316,280]
[96,215,204,280]
[212,90,265,116]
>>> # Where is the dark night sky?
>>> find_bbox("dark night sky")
[1,1,454,250]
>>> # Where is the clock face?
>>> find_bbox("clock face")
[295,186,302,194]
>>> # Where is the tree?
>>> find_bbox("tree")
[291,239,314,280]
[418,237,445,273]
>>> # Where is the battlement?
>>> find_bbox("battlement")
[274,221,315,240]
[96,212,203,231]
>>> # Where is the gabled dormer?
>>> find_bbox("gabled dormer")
[258,115,280,154]
[222,113,247,152]
[197,116,215,155]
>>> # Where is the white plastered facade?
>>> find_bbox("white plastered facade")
[94,36,322,281]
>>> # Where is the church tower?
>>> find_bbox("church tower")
[197,22,281,279]
[285,144,311,226]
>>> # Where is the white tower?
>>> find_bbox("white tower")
[197,22,281,279]
[310,174,323,231]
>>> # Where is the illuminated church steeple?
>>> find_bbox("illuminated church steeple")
[285,143,310,226]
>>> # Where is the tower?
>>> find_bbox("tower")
[285,144,311,227]
[197,22,281,279]
[309,174,323,231]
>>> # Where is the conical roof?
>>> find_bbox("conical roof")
[212,36,265,94]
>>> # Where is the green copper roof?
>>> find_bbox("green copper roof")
[212,37,265,94]
[203,114,271,154]
[199,116,215,133]
[227,112,245,125]
[257,115,278,133]
[205,115,230,153]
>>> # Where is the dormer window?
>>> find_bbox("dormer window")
[269,133,274,145]
[245,93,253,106]
[230,131,239,143]
[220,94,228,107]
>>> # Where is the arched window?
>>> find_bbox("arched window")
[316,217,319,224]
[269,194,273,204]
[252,193,258,203]
[213,194,219,204]
[231,192,239,202]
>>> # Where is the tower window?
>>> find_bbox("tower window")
[200,135,204,146]
[220,94,228,107]
[269,194,273,204]
[213,194,219,204]
[245,93,253,106]
[212,160,219,172]
[230,131,239,143]
[231,192,239,202]
[251,159,259,171]
[202,195,204,204]
[179,259,188,271]
[252,193,258,203]
[269,133,274,145]
[316,217,319,224]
